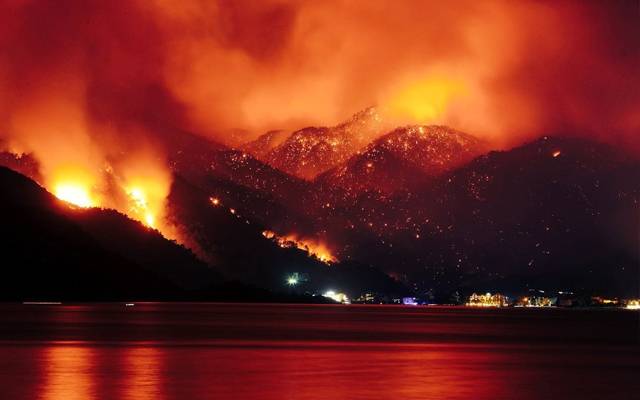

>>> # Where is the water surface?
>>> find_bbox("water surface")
[0,303,638,399]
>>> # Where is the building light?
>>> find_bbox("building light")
[466,292,509,307]
[323,290,350,304]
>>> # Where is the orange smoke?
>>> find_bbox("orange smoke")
[0,0,638,225]
[2,1,639,148]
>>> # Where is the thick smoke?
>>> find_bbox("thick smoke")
[1,0,639,157]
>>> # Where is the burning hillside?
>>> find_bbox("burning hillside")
[317,125,485,196]
[262,230,337,264]
[0,1,639,298]
[262,107,386,179]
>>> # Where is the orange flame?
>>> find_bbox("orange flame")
[50,165,100,208]
[54,183,94,208]
[262,230,337,264]
[44,152,175,237]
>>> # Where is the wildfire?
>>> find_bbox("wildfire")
[127,187,156,227]
[54,183,94,208]
[262,230,337,264]
[51,166,98,208]
[46,156,173,234]
[114,155,173,233]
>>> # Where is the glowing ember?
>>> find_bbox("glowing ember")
[54,183,94,208]
[209,197,221,206]
[262,230,337,264]
[552,150,562,158]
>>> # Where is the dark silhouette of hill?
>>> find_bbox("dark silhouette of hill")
[179,124,638,298]
[167,175,408,297]
[4,126,637,299]
[0,151,42,183]
[166,130,316,235]
[0,166,219,300]
[332,136,640,296]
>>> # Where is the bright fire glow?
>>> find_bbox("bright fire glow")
[114,154,173,234]
[262,230,337,264]
[127,187,156,228]
[54,183,94,208]
[382,75,467,124]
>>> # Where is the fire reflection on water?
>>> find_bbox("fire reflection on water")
[38,345,164,400]
[40,346,95,400]
[122,347,164,400]
[4,304,637,400]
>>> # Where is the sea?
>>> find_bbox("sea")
[0,303,638,400]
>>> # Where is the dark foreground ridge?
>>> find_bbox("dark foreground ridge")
[0,166,334,303]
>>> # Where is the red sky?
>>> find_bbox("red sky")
[0,0,638,157]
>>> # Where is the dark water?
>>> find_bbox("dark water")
[0,303,638,400]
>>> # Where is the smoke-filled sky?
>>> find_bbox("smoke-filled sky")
[1,0,639,149]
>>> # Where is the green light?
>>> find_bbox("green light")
[287,276,298,286]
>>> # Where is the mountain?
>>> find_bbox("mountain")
[316,125,484,196]
[4,118,637,300]
[166,131,316,235]
[165,175,407,297]
[367,125,485,174]
[241,130,290,160]
[0,166,220,300]
[162,131,407,295]
[0,164,343,302]
[0,151,42,183]
[262,107,386,180]
[332,136,640,296]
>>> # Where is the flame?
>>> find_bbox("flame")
[44,150,175,236]
[51,166,99,208]
[54,183,94,208]
[117,156,173,232]
[262,230,337,264]
[127,187,156,227]
[49,168,173,233]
